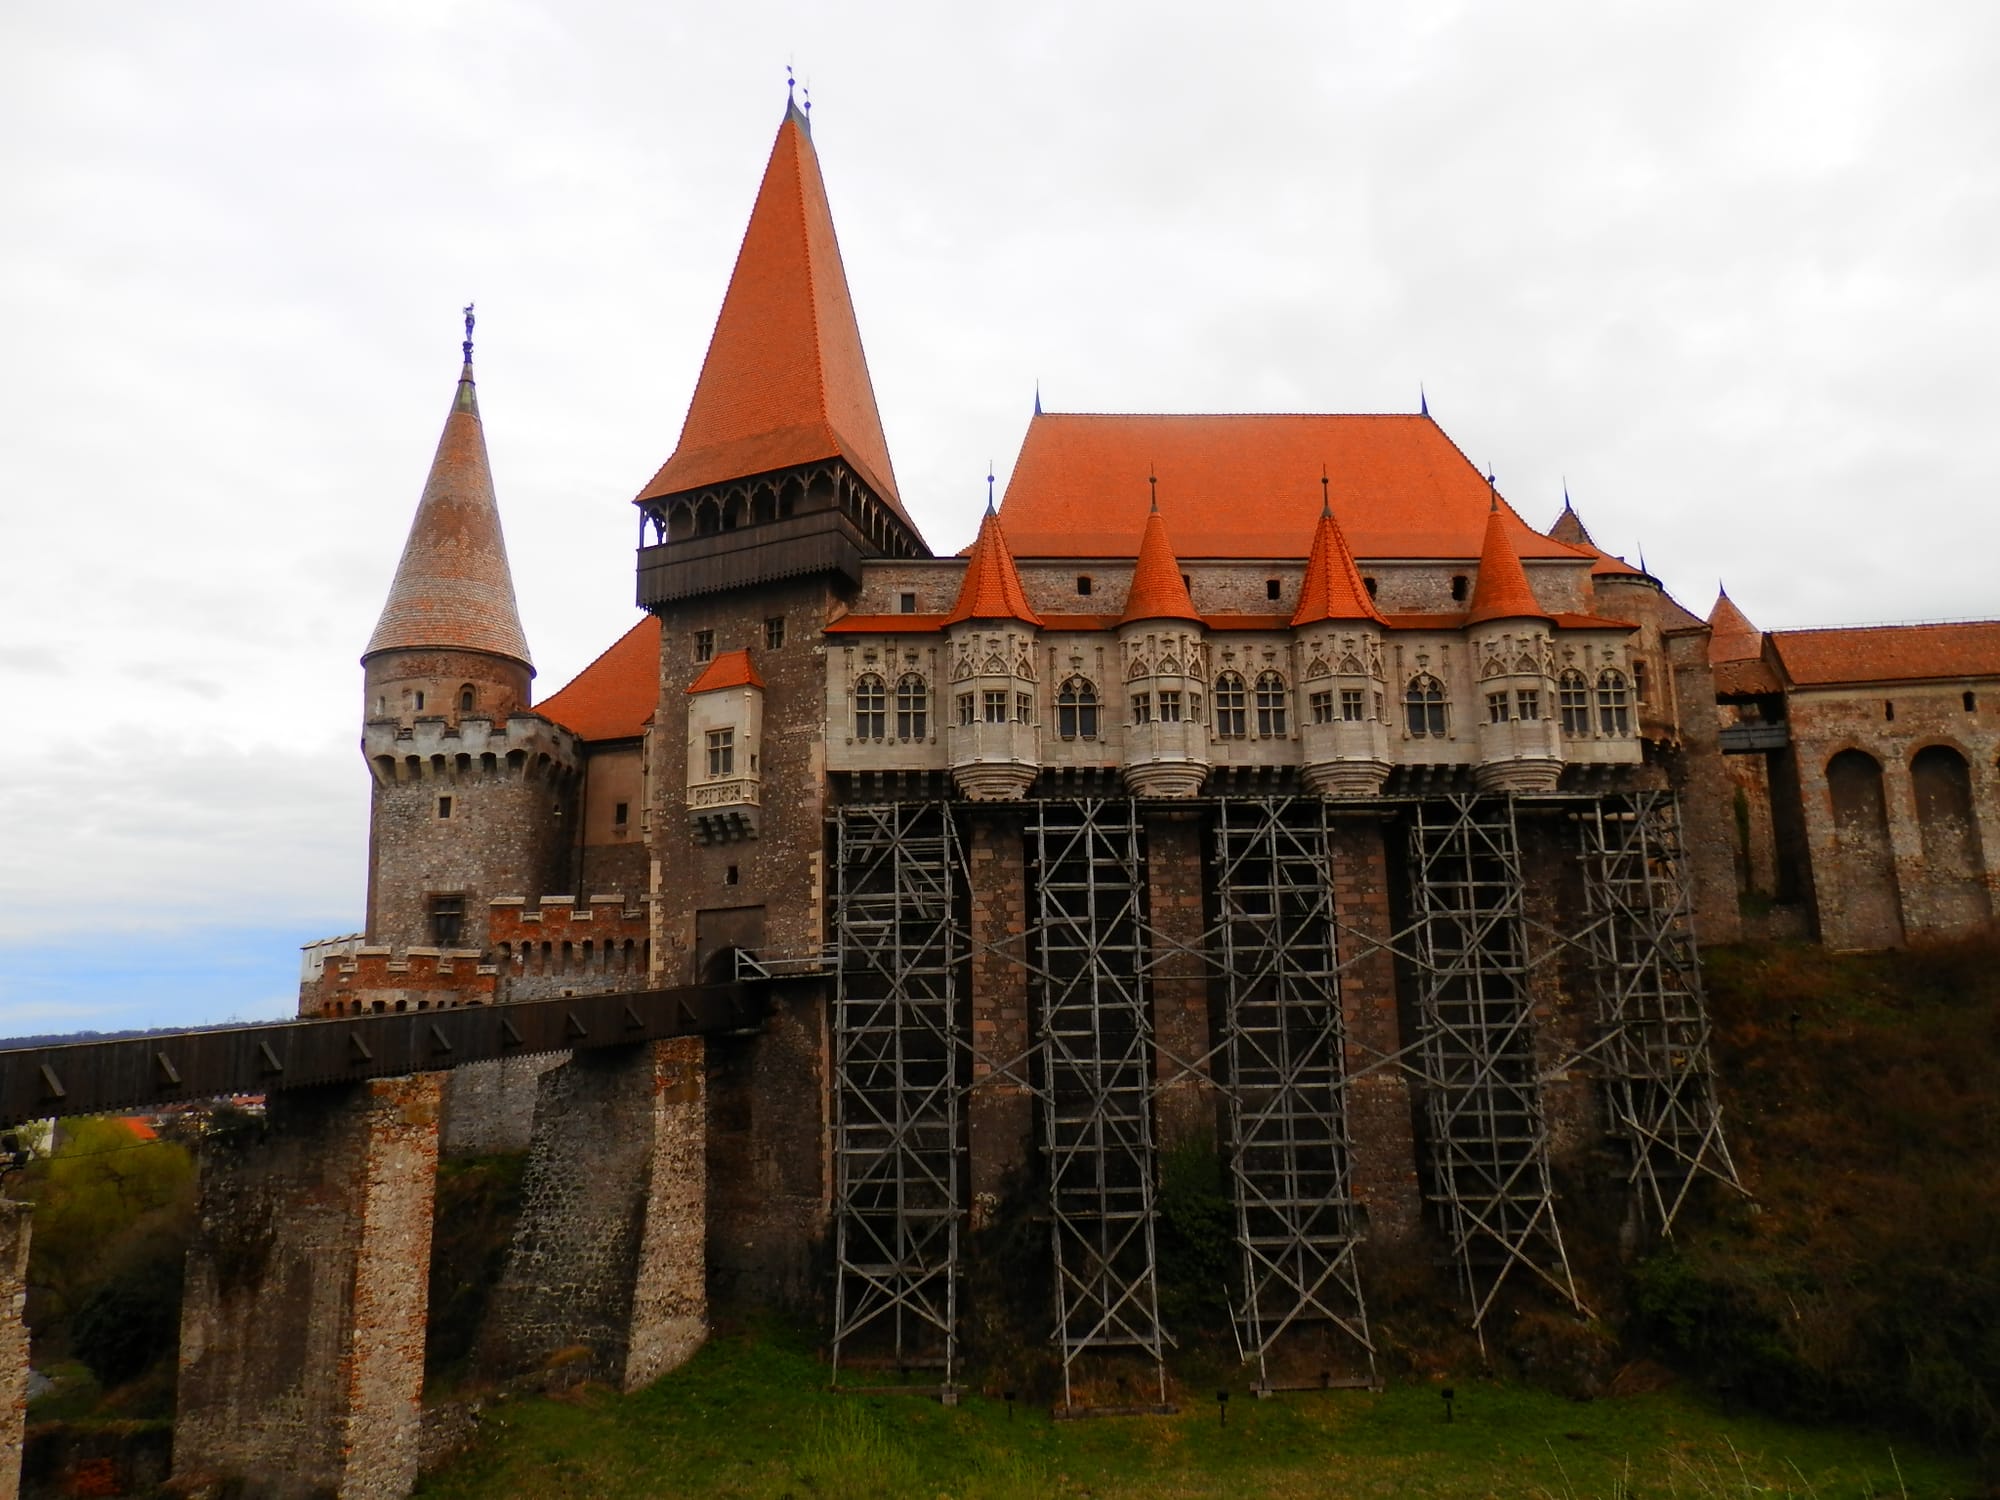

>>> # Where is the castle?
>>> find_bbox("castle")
[301,92,2000,1399]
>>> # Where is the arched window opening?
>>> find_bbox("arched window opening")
[1214,672,1247,739]
[1558,670,1590,735]
[458,684,476,714]
[1057,676,1099,740]
[1255,671,1288,737]
[1404,674,1446,738]
[853,674,887,739]
[895,673,929,739]
[1597,669,1631,736]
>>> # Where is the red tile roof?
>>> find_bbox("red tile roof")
[365,360,534,669]
[1465,503,1551,625]
[999,412,1590,561]
[687,647,765,694]
[1545,499,1644,578]
[1715,658,1783,697]
[635,104,910,537]
[944,507,1043,626]
[536,615,660,742]
[1120,505,1202,624]
[1707,589,1763,664]
[1771,622,2000,687]
[1292,499,1386,626]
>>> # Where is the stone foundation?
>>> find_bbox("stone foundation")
[479,1038,707,1390]
[174,1074,441,1500]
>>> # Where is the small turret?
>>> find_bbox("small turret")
[1465,500,1564,792]
[943,496,1042,800]
[1119,486,1209,796]
[1294,479,1392,795]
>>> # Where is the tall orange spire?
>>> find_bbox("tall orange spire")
[1707,587,1762,663]
[636,97,907,530]
[365,331,532,670]
[946,502,1042,626]
[1121,483,1201,625]
[1464,500,1551,626]
[1292,478,1385,626]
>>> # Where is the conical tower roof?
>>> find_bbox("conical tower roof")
[946,504,1042,627]
[1292,487,1385,627]
[365,350,532,670]
[1121,497,1202,625]
[1708,587,1763,663]
[1548,494,1594,549]
[1465,500,1551,626]
[636,99,910,535]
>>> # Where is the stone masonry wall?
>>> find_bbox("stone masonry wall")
[1326,816,1423,1251]
[174,1075,440,1500]
[966,809,1033,1225]
[652,576,839,1303]
[1,1199,27,1500]
[1664,630,1744,944]
[478,1039,707,1390]
[1145,813,1215,1153]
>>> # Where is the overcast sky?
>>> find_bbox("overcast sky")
[4,1,1997,1033]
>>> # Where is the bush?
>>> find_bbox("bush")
[71,1250,185,1389]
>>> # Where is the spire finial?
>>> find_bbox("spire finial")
[1488,468,1499,514]
[986,462,996,515]
[787,63,795,103]
[1420,382,1429,418]
[462,302,475,365]
[1148,466,1158,513]
[1320,464,1331,518]
[1034,379,1042,417]
[1562,476,1572,512]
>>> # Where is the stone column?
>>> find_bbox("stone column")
[2,1198,28,1500]
[1327,815,1422,1250]
[174,1074,441,1500]
[479,1037,706,1390]
[1145,812,1216,1154]
[966,810,1033,1224]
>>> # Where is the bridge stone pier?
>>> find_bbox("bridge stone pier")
[174,1073,442,1500]
[479,1037,708,1390]
[3,1199,28,1500]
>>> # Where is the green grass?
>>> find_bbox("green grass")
[417,1322,1977,1499]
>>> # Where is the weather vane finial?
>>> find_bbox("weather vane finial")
[1147,466,1158,513]
[787,63,795,102]
[1321,465,1331,517]
[986,463,996,515]
[462,302,475,363]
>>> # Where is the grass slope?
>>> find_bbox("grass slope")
[417,1321,1974,1499]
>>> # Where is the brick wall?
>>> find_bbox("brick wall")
[175,1075,440,1500]
[965,809,1033,1223]
[1145,813,1215,1152]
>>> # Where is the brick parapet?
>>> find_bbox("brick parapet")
[1,1199,27,1500]
[174,1074,441,1500]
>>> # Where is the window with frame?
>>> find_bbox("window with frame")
[705,728,734,778]
[1057,676,1099,740]
[1255,671,1288,736]
[1158,690,1183,722]
[1404,673,1447,737]
[764,616,785,649]
[1214,672,1247,737]
[957,692,976,726]
[895,673,928,738]
[1632,658,1648,704]
[427,894,465,948]
[1558,670,1590,734]
[983,689,1008,723]
[1340,688,1366,722]
[1310,689,1335,724]
[1487,691,1511,724]
[458,684,476,713]
[1131,692,1152,724]
[693,629,714,663]
[1015,692,1034,724]
[1597,669,1631,735]
[853,673,887,739]
[898,592,917,614]
[1516,688,1541,721]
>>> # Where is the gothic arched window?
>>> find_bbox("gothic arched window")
[458,684,476,714]
[1057,676,1099,740]
[1558,670,1591,735]
[1597,669,1631,736]
[1255,671,1289,737]
[895,673,929,740]
[1214,671,1247,739]
[1404,674,1447,738]
[854,673,887,739]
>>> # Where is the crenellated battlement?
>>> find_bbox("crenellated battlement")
[301,943,498,1017]
[363,710,581,787]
